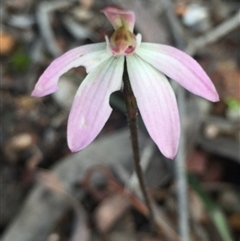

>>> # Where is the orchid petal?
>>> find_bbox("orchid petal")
[67,56,124,152]
[136,43,219,102]
[102,7,135,32]
[32,43,111,97]
[127,54,180,159]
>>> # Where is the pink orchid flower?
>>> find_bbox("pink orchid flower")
[32,7,219,159]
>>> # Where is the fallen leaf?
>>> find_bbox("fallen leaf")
[94,193,130,233]
[0,32,15,55]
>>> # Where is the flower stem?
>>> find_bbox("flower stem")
[122,58,156,230]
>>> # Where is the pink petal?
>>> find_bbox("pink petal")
[67,56,124,152]
[31,43,111,97]
[102,7,135,32]
[136,43,219,102]
[127,54,180,159]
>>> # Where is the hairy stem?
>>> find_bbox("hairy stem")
[122,58,156,229]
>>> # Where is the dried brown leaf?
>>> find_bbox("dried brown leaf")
[37,170,65,194]
[94,193,130,233]
[0,33,15,55]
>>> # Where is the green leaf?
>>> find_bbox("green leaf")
[225,98,240,110]
[11,49,31,72]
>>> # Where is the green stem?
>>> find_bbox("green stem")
[122,58,156,229]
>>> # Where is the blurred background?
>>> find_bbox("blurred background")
[1,0,240,241]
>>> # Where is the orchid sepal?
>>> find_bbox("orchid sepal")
[67,56,124,152]
[31,43,111,97]
[136,43,219,102]
[102,7,135,32]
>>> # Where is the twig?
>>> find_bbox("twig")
[161,0,187,49]
[161,1,190,240]
[175,87,189,241]
[37,1,76,57]
[186,9,240,55]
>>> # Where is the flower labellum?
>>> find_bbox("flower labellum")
[32,7,219,159]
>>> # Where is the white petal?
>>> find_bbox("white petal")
[127,54,180,159]
[136,43,219,102]
[67,56,124,152]
[32,43,111,97]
